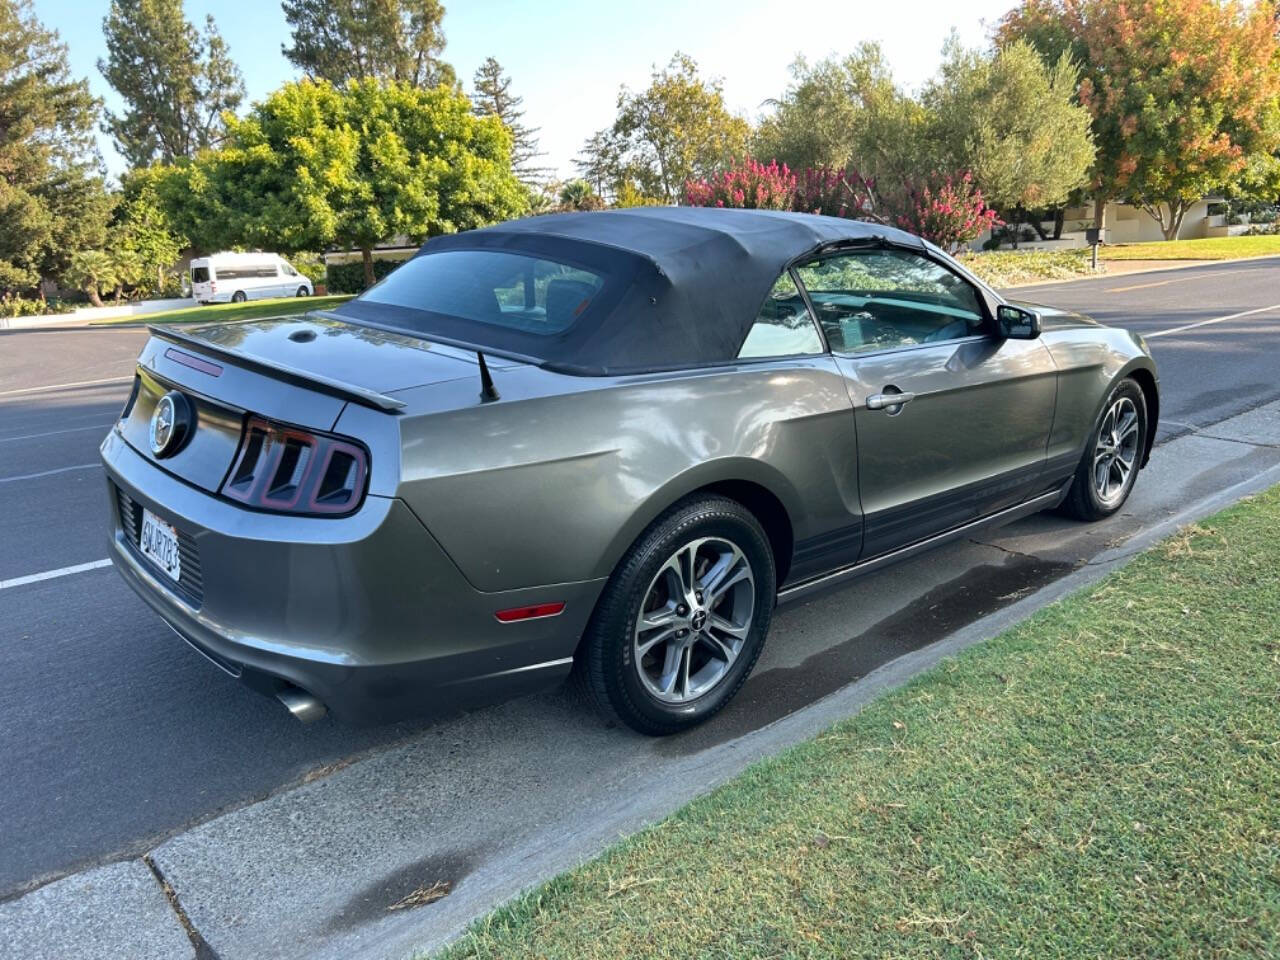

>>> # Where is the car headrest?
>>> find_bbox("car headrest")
[545,279,597,329]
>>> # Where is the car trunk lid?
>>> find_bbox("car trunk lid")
[117,314,483,494]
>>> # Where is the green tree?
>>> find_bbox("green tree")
[281,0,455,89]
[580,53,750,203]
[574,129,626,197]
[0,0,111,296]
[753,44,923,179]
[924,39,1094,240]
[114,173,186,295]
[100,0,244,167]
[999,0,1280,240]
[472,56,545,183]
[194,78,526,287]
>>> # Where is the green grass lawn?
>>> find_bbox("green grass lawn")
[94,294,352,326]
[439,487,1280,959]
[1101,235,1280,261]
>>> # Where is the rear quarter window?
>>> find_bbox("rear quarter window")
[359,250,606,336]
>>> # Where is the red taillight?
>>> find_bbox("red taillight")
[221,416,369,516]
[494,602,566,623]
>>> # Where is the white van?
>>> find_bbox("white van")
[189,252,313,304]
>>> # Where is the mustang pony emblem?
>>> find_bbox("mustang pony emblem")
[149,391,191,458]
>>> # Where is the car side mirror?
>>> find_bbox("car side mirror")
[996,304,1042,340]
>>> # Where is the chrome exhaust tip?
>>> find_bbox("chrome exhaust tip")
[277,687,327,723]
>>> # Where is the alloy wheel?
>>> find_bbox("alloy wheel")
[1093,396,1140,505]
[633,536,755,704]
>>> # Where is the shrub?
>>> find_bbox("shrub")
[559,179,605,211]
[0,295,76,318]
[325,257,406,294]
[895,173,1001,252]
[292,254,327,285]
[683,158,796,210]
[959,248,1094,287]
[612,183,664,208]
[794,166,877,219]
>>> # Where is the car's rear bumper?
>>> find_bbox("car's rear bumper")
[101,429,604,723]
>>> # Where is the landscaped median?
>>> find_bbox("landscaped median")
[960,248,1095,287]
[439,487,1280,959]
[92,294,352,326]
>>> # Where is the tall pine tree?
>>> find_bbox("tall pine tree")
[281,0,455,89]
[0,0,111,295]
[471,56,545,183]
[99,0,244,167]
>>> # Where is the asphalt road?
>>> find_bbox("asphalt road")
[2,257,1279,903]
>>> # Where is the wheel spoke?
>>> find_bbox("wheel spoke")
[657,643,682,695]
[698,630,735,663]
[709,612,749,638]
[636,624,677,658]
[698,546,738,595]
[1114,455,1132,482]
[1117,411,1139,443]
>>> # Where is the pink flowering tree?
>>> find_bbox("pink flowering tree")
[894,173,1001,252]
[794,166,880,220]
[683,158,796,210]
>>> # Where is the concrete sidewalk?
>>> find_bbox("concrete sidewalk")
[0,298,191,331]
[5,399,1280,960]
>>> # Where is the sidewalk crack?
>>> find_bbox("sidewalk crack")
[1189,432,1280,450]
[144,854,220,960]
[968,538,1041,560]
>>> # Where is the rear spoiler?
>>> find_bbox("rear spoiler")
[146,325,406,412]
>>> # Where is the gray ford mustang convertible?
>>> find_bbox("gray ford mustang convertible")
[102,207,1158,734]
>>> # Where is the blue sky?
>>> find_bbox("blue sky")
[37,0,1012,182]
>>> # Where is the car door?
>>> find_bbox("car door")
[793,247,1057,559]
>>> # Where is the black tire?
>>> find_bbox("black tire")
[577,495,776,735]
[1060,377,1148,521]
[296,286,309,297]
[231,290,247,303]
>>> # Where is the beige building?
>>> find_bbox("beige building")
[972,197,1238,251]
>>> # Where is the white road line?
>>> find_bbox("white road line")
[0,463,99,484]
[0,423,112,444]
[1145,302,1280,339]
[0,375,133,398]
[0,558,113,591]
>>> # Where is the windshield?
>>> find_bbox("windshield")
[357,250,606,336]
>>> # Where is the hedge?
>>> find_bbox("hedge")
[324,257,407,294]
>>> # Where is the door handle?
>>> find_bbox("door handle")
[866,391,915,411]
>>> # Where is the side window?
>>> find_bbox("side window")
[737,270,824,359]
[793,249,986,355]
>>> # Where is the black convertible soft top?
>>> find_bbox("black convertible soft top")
[333,207,928,376]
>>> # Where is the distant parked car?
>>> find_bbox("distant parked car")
[189,252,312,304]
[103,208,1158,734]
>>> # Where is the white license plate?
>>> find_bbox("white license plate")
[139,508,181,582]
